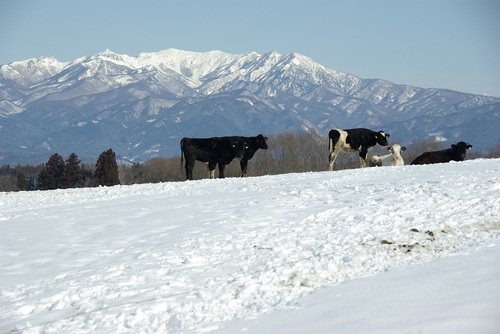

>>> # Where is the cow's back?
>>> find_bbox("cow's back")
[411,152,433,165]
[411,150,451,165]
[182,138,214,162]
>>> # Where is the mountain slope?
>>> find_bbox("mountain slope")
[1,49,499,164]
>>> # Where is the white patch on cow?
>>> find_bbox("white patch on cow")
[333,129,356,152]
[208,169,215,179]
[370,144,406,167]
[328,129,359,170]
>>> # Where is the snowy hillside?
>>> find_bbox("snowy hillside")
[1,159,499,333]
[1,49,499,165]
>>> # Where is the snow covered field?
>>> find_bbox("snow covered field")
[1,159,499,333]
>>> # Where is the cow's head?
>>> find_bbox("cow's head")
[451,141,472,161]
[376,131,390,146]
[256,134,269,150]
[452,141,473,151]
[388,144,406,154]
[228,140,246,158]
[240,141,251,159]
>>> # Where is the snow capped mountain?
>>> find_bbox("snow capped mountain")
[0,49,499,165]
[0,56,68,87]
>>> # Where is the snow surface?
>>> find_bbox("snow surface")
[1,159,499,333]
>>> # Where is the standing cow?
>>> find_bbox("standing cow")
[219,134,269,176]
[180,137,246,180]
[328,128,390,170]
[411,141,472,165]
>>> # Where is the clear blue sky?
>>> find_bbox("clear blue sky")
[1,0,499,96]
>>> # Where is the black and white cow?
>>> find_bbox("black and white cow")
[180,137,246,180]
[328,128,390,170]
[219,134,269,176]
[411,141,473,165]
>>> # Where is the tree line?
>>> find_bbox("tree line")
[1,132,499,192]
[0,149,120,192]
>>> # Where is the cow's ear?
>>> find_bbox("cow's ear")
[385,133,390,138]
[387,146,392,152]
[401,146,406,151]
[467,144,473,150]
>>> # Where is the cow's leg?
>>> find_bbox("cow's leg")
[328,135,341,171]
[358,157,367,168]
[328,131,340,171]
[240,159,248,177]
[358,149,368,168]
[208,162,217,179]
[185,160,194,180]
[218,162,226,178]
[328,150,340,171]
[328,141,343,171]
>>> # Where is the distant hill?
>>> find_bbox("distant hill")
[1,49,499,165]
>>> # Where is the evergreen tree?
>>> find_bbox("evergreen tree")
[16,173,29,191]
[28,175,36,190]
[38,153,66,190]
[65,153,84,188]
[80,165,93,187]
[94,149,120,186]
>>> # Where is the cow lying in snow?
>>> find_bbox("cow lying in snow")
[369,144,406,167]
[411,141,472,165]
[180,137,246,180]
[328,128,390,170]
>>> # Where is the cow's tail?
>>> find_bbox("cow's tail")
[328,129,341,154]
[180,138,185,171]
[328,129,334,153]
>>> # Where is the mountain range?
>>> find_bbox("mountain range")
[1,48,499,165]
